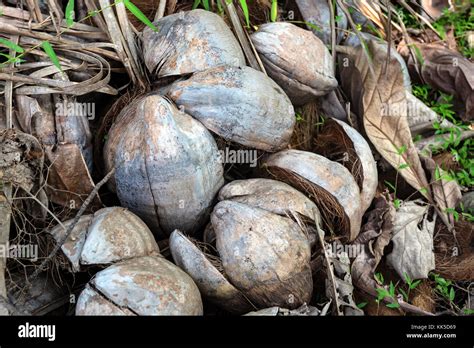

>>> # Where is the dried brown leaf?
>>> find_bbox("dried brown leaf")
[421,155,462,227]
[386,201,436,280]
[341,40,431,198]
[407,43,474,122]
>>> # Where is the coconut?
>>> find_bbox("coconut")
[295,0,347,44]
[142,9,245,78]
[170,179,319,312]
[49,207,159,272]
[76,256,203,315]
[211,200,313,309]
[104,93,224,237]
[251,22,338,105]
[169,230,254,314]
[218,178,321,226]
[167,65,295,152]
[314,119,377,214]
[263,149,363,241]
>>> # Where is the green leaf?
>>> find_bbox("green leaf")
[238,0,250,27]
[376,288,388,301]
[192,0,201,10]
[399,288,408,302]
[386,302,400,309]
[124,0,158,32]
[394,199,402,209]
[41,41,62,72]
[410,280,421,290]
[0,38,24,53]
[357,302,367,309]
[203,0,210,10]
[271,0,278,22]
[389,281,396,297]
[449,287,455,301]
[65,0,75,27]
[384,181,396,192]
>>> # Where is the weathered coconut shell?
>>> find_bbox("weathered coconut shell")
[76,256,203,315]
[295,0,347,44]
[314,119,377,214]
[142,9,245,78]
[251,22,337,105]
[75,285,136,315]
[167,65,295,152]
[49,207,159,272]
[264,150,362,241]
[104,93,224,237]
[169,230,254,314]
[49,215,92,272]
[211,200,313,309]
[80,207,159,265]
[218,178,322,226]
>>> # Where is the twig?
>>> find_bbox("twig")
[218,0,261,72]
[154,0,167,21]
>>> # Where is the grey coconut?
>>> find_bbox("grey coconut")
[251,22,338,105]
[104,93,224,238]
[142,9,245,78]
[167,65,296,152]
[76,256,203,315]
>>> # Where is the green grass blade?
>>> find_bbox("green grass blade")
[0,38,24,53]
[238,0,250,27]
[124,0,158,32]
[202,0,210,10]
[65,0,75,27]
[271,0,278,22]
[192,0,201,10]
[41,41,62,72]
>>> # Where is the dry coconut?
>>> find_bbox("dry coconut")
[104,93,224,238]
[251,22,338,105]
[264,149,363,241]
[167,65,295,152]
[76,256,203,315]
[142,9,245,78]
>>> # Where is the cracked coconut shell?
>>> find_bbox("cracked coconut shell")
[104,93,224,238]
[76,256,203,315]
